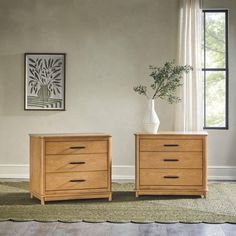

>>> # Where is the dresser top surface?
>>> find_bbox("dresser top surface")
[135,131,208,136]
[29,133,111,138]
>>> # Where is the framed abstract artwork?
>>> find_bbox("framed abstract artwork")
[24,53,66,110]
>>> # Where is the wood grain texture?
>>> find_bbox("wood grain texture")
[45,140,107,154]
[135,134,140,197]
[135,133,208,197]
[140,138,202,152]
[135,131,208,136]
[45,154,108,172]
[30,133,111,138]
[29,134,112,204]
[44,192,111,202]
[203,135,208,197]
[136,190,207,196]
[46,171,108,191]
[140,152,202,169]
[108,136,112,201]
[29,137,44,199]
[140,169,202,186]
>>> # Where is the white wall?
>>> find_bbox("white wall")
[203,0,236,180]
[0,0,178,179]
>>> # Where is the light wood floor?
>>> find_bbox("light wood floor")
[0,221,236,236]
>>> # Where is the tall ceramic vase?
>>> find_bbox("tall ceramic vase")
[143,99,160,134]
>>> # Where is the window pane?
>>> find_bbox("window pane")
[201,13,205,68]
[205,13,225,68]
[205,71,226,127]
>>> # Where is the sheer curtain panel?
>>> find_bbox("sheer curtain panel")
[175,0,203,131]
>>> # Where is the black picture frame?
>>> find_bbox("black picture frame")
[24,53,66,111]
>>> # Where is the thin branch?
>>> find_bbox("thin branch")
[152,78,165,99]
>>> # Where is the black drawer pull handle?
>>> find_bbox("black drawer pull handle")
[164,144,179,147]
[69,161,86,165]
[69,179,86,182]
[163,159,179,162]
[164,176,179,179]
[70,146,86,149]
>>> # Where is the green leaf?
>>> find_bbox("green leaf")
[133,60,193,103]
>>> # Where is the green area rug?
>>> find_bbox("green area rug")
[0,182,236,223]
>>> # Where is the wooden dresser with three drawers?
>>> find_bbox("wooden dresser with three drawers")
[135,132,208,198]
[29,133,112,204]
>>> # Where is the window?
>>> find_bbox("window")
[202,10,228,129]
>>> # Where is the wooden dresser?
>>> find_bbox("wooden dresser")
[29,133,112,205]
[135,132,208,198]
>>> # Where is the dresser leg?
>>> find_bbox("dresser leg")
[41,198,45,205]
[135,192,139,198]
[108,193,112,201]
[30,193,33,199]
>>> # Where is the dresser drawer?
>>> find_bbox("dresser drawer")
[140,139,202,152]
[140,169,202,186]
[46,154,107,173]
[46,171,108,191]
[46,141,107,155]
[140,152,202,169]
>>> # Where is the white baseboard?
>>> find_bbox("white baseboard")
[112,165,134,182]
[0,164,236,181]
[208,165,236,181]
[0,164,29,179]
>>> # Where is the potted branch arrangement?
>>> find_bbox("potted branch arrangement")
[133,60,192,133]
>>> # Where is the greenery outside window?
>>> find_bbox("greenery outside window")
[202,10,229,129]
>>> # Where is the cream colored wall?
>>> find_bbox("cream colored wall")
[0,0,178,177]
[1,0,234,180]
[202,0,236,179]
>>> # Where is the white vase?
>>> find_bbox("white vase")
[143,99,160,134]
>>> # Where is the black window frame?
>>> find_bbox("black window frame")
[202,9,229,130]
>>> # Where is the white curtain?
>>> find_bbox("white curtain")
[174,0,203,131]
